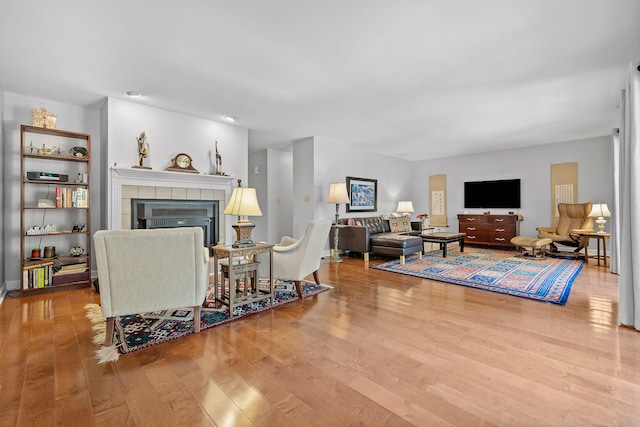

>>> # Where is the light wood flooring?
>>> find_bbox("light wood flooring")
[1,253,638,426]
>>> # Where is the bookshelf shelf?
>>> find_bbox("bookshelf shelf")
[20,125,92,294]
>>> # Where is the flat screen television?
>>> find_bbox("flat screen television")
[464,178,521,209]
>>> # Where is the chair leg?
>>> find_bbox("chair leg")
[194,305,201,333]
[294,280,303,299]
[105,317,115,346]
[313,270,321,285]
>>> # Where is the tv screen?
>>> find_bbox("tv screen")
[464,179,521,209]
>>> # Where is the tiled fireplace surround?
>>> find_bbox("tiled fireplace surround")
[109,168,234,244]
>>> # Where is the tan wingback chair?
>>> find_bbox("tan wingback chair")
[257,219,332,298]
[94,227,210,345]
[536,202,594,252]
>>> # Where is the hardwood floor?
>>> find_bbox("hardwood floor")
[1,253,638,426]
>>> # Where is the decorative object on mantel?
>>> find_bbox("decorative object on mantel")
[224,179,263,247]
[133,131,151,169]
[327,182,350,263]
[166,152,199,173]
[210,140,228,175]
[31,107,57,129]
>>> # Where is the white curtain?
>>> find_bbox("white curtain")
[617,61,640,330]
[611,127,621,274]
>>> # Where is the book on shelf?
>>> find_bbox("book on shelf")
[59,262,87,271]
[22,262,54,289]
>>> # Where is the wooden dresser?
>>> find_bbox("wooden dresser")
[457,214,523,248]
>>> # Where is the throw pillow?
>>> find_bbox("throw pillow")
[400,216,412,232]
[347,218,357,226]
[389,216,403,232]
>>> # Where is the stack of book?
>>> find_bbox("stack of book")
[52,262,89,286]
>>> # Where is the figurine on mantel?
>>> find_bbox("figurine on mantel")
[133,131,151,169]
[210,140,227,175]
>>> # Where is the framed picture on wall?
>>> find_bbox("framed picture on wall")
[346,176,377,212]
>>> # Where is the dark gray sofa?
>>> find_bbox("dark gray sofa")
[332,216,423,264]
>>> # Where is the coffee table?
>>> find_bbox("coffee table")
[405,232,466,257]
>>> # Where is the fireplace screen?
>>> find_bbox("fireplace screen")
[131,199,219,252]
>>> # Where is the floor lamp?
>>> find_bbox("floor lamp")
[327,182,350,263]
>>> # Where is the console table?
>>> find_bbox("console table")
[457,214,522,247]
[212,242,274,316]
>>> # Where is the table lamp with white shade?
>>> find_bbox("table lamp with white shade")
[588,203,611,234]
[223,179,263,247]
[396,201,415,217]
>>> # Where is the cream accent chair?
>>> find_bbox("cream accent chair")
[536,202,595,253]
[94,227,210,345]
[257,219,332,299]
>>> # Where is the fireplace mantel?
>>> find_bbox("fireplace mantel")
[108,167,234,242]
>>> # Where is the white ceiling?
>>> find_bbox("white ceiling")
[1,1,639,161]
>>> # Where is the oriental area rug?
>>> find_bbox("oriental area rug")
[371,247,583,305]
[86,280,330,363]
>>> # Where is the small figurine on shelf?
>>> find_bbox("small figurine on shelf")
[133,131,151,169]
[210,140,228,175]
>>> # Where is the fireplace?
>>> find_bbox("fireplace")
[131,199,219,251]
[109,167,233,246]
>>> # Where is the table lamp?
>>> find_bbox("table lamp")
[327,182,350,263]
[396,201,415,217]
[588,203,611,234]
[223,179,263,247]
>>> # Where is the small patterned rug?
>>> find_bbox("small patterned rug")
[86,280,330,362]
[371,247,583,305]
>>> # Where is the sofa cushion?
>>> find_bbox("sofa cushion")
[370,232,423,249]
[359,216,387,234]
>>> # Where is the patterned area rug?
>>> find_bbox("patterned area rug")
[86,280,330,363]
[371,247,583,305]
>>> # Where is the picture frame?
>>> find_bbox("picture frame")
[346,176,377,212]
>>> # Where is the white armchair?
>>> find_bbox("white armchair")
[257,219,332,298]
[93,227,210,345]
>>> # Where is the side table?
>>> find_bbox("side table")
[212,242,274,316]
[576,231,610,266]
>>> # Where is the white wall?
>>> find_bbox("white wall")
[249,148,293,243]
[248,150,268,242]
[292,137,317,238]
[104,98,247,177]
[2,92,102,289]
[312,137,415,220]
[411,135,613,237]
[0,89,5,297]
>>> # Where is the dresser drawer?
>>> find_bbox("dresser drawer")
[488,215,517,225]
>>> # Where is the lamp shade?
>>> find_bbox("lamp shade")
[396,201,415,213]
[588,203,611,218]
[223,186,262,218]
[327,182,350,204]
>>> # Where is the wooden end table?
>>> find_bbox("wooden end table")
[575,231,610,266]
[212,242,274,316]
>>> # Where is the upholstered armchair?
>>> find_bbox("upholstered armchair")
[257,219,332,298]
[94,227,210,345]
[536,202,595,253]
